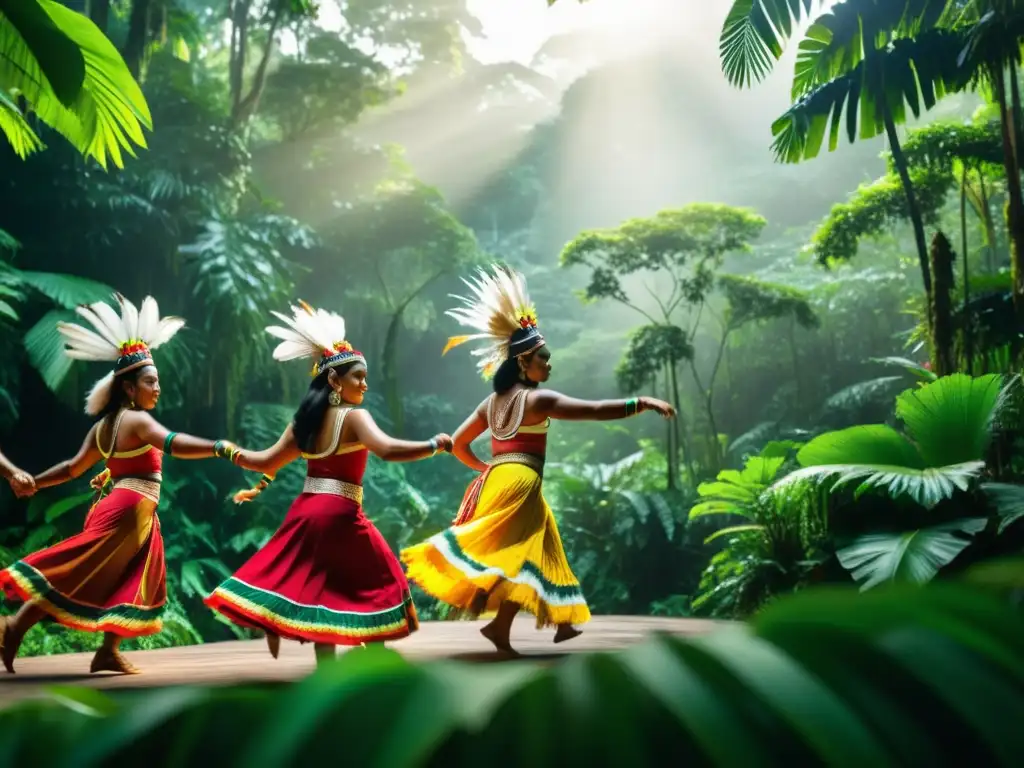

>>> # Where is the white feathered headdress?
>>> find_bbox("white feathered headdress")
[441,264,544,379]
[57,294,186,416]
[265,300,366,376]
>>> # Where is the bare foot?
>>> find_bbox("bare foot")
[90,647,140,675]
[265,631,280,659]
[0,616,19,673]
[480,623,518,655]
[554,625,582,644]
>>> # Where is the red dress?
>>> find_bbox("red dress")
[0,413,166,637]
[204,408,419,645]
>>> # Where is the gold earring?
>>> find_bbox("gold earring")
[328,390,342,407]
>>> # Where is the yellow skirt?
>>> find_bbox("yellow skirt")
[400,464,590,628]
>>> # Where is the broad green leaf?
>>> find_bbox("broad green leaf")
[690,627,893,764]
[895,373,1006,466]
[795,424,924,468]
[836,518,988,590]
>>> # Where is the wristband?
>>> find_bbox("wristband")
[625,397,640,417]
[163,431,178,456]
[428,437,439,455]
[214,440,241,464]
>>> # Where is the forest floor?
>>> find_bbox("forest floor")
[0,616,721,707]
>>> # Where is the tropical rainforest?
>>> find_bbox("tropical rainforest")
[0,0,1023,764]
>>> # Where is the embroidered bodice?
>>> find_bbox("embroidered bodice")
[302,407,368,484]
[96,410,163,479]
[487,390,549,457]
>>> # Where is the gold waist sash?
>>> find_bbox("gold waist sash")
[490,452,544,475]
[112,478,161,504]
[303,476,364,505]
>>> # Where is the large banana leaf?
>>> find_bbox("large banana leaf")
[0,0,151,167]
[835,517,988,590]
[1,578,1022,765]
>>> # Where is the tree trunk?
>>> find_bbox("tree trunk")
[993,65,1024,326]
[882,107,933,304]
[231,1,286,128]
[978,173,998,273]
[89,0,111,35]
[122,0,152,79]
[663,364,676,490]
[929,231,956,377]
[961,166,973,374]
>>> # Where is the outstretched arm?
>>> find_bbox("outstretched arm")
[33,424,104,490]
[131,412,225,459]
[347,410,451,463]
[234,425,301,476]
[531,391,675,422]
[452,405,489,472]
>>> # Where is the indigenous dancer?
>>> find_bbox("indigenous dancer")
[0,294,240,675]
[1,448,35,498]
[204,302,452,666]
[401,265,675,654]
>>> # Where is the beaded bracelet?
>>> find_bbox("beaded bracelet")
[163,431,178,456]
[214,440,241,464]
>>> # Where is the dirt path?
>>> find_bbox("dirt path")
[0,616,721,706]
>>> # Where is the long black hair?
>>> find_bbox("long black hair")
[492,328,544,395]
[292,359,362,452]
[97,367,149,420]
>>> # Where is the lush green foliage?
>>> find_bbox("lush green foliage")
[1,577,1022,766]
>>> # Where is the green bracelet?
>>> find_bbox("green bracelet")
[625,397,639,417]
[163,431,178,456]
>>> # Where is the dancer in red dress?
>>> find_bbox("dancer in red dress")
[0,294,240,674]
[204,302,453,665]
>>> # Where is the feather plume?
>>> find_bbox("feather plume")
[265,303,350,363]
[442,264,542,378]
[84,370,116,416]
[55,293,187,415]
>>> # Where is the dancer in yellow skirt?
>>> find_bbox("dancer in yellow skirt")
[401,264,675,653]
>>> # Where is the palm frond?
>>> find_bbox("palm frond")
[791,0,950,98]
[0,85,44,158]
[719,0,821,88]
[836,517,988,590]
[0,0,152,169]
[776,460,985,507]
[981,482,1024,534]
[772,29,968,164]
[10,269,114,308]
